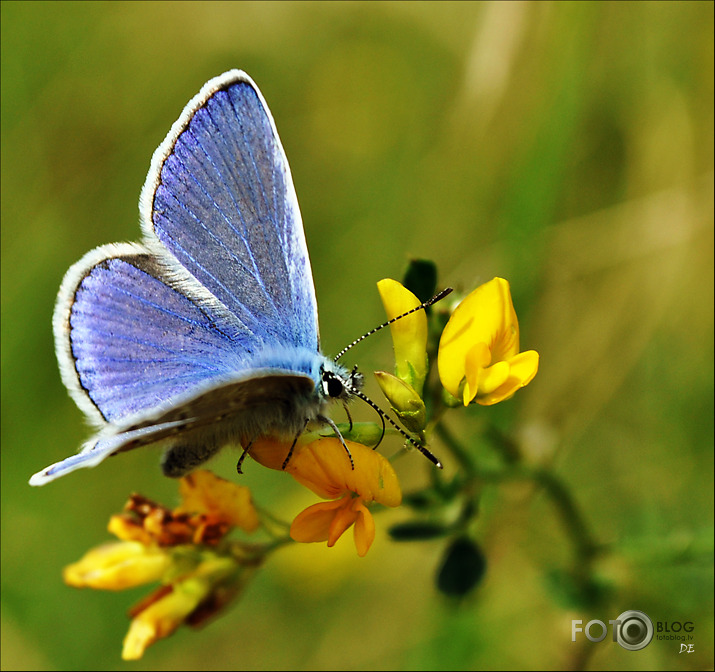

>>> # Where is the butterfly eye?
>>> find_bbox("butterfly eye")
[322,371,344,399]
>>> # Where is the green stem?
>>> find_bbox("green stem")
[228,535,293,564]
[484,423,521,464]
[527,467,600,565]
[436,421,601,600]
[434,422,478,473]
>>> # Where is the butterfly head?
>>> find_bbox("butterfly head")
[320,362,364,402]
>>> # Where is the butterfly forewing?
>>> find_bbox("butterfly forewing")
[142,71,319,351]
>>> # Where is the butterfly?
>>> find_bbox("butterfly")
[30,70,443,487]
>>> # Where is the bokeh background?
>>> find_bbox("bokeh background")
[2,1,712,670]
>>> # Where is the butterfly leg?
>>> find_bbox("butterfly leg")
[342,403,354,432]
[236,442,252,475]
[372,411,386,451]
[281,419,310,471]
[317,415,354,470]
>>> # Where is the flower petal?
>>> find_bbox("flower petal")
[290,499,346,543]
[476,350,540,405]
[438,278,519,397]
[327,499,359,547]
[479,361,511,396]
[508,349,540,387]
[247,436,295,471]
[122,580,207,660]
[290,495,379,556]
[63,541,172,591]
[462,342,491,404]
[287,438,402,507]
[378,278,428,393]
[108,513,155,545]
[175,470,259,532]
[286,441,348,500]
[352,500,376,557]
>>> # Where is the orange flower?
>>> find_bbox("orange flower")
[250,437,402,556]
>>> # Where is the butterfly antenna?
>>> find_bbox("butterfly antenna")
[348,384,442,469]
[333,287,452,362]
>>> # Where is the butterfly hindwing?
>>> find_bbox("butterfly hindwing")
[30,372,316,485]
[54,242,253,425]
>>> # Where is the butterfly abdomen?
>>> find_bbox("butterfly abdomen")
[158,370,329,477]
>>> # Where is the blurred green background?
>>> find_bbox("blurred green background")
[2,1,712,670]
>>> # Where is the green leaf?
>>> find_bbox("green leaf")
[389,521,451,541]
[436,536,487,598]
[403,259,437,307]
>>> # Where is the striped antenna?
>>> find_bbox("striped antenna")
[349,384,442,468]
[333,287,453,362]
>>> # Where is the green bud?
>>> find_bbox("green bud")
[374,371,426,433]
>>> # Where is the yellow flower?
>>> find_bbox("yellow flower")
[122,556,254,661]
[63,541,172,591]
[122,578,210,660]
[438,277,539,406]
[250,437,402,557]
[377,278,428,394]
[63,472,262,659]
[175,470,260,533]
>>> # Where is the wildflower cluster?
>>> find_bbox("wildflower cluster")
[63,471,262,660]
[61,262,539,658]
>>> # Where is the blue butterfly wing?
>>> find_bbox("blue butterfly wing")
[29,421,191,486]
[54,243,254,424]
[35,71,326,485]
[30,372,315,485]
[140,70,319,351]
[56,72,321,426]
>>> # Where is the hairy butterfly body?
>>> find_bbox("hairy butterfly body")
[30,70,360,486]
